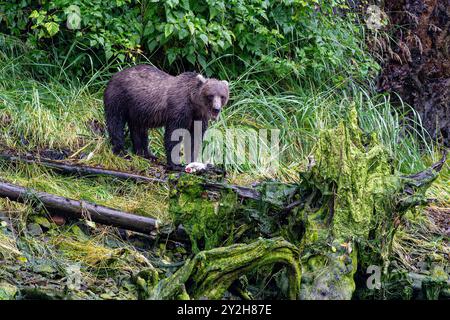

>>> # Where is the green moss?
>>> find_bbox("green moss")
[169,174,238,253]
[300,243,357,300]
[423,266,449,300]
[0,282,17,300]
[134,268,160,299]
[241,181,299,240]
[301,108,399,241]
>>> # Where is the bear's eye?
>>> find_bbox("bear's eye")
[207,95,214,101]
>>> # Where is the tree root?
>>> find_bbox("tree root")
[148,237,301,300]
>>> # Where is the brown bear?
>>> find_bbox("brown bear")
[103,65,229,169]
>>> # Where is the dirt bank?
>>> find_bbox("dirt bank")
[377,0,449,145]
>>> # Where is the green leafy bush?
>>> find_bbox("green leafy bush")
[0,0,377,81]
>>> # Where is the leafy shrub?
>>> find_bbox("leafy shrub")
[0,0,378,81]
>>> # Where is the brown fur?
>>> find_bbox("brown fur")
[103,65,229,168]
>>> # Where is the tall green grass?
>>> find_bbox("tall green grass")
[209,72,438,180]
[0,35,170,222]
[0,33,441,183]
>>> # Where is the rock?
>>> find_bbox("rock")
[27,223,43,236]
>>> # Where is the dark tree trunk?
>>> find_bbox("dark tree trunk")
[378,0,449,145]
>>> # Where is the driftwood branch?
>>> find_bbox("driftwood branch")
[0,153,262,200]
[0,180,160,235]
[0,154,166,184]
[401,150,447,187]
[200,182,261,200]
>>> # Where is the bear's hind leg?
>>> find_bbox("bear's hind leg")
[106,111,126,156]
[130,124,157,161]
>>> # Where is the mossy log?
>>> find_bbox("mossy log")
[408,272,450,300]
[148,237,301,300]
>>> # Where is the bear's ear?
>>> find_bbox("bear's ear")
[196,74,207,84]
[221,80,229,87]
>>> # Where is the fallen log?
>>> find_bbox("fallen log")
[200,181,261,200]
[408,272,450,299]
[0,154,166,184]
[0,180,160,235]
[0,153,262,200]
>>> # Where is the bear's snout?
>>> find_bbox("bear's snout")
[211,107,221,120]
[210,96,222,120]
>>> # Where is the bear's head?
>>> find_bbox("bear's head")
[192,74,229,120]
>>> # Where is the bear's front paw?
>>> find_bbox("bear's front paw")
[166,164,185,172]
[144,154,159,162]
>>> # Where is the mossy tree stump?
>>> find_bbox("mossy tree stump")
[166,109,445,300]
